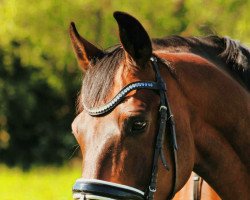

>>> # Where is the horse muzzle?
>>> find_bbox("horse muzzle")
[73,179,145,200]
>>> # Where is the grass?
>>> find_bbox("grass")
[0,163,81,200]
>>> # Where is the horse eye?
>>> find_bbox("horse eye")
[131,121,147,132]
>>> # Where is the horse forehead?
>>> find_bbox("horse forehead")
[79,113,119,140]
[127,92,157,108]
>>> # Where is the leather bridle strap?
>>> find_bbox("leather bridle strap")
[145,57,178,200]
[193,174,203,200]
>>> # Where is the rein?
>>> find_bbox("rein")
[79,56,178,200]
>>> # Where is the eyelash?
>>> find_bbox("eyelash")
[123,116,148,135]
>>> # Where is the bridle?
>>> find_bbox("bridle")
[73,56,178,200]
[72,56,178,200]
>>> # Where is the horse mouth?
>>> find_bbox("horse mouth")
[72,178,145,200]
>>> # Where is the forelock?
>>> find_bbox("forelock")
[81,45,125,108]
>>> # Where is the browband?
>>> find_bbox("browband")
[83,81,160,116]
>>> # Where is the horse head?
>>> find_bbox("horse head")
[69,12,195,199]
[69,11,250,200]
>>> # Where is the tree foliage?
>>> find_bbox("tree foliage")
[0,0,249,168]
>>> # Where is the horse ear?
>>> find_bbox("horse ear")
[69,22,104,71]
[113,11,152,67]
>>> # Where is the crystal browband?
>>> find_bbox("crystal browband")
[83,81,160,116]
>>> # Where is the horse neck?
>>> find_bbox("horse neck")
[159,52,250,199]
[154,37,250,90]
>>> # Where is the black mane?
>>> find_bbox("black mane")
[153,35,250,90]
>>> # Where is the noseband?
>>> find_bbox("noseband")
[73,56,178,200]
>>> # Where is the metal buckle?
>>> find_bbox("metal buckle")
[159,105,167,112]
[150,56,157,62]
[168,114,174,121]
[193,175,200,181]
[149,186,156,193]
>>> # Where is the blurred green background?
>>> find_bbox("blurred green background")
[0,0,249,199]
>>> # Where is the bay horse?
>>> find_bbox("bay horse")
[70,11,250,200]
